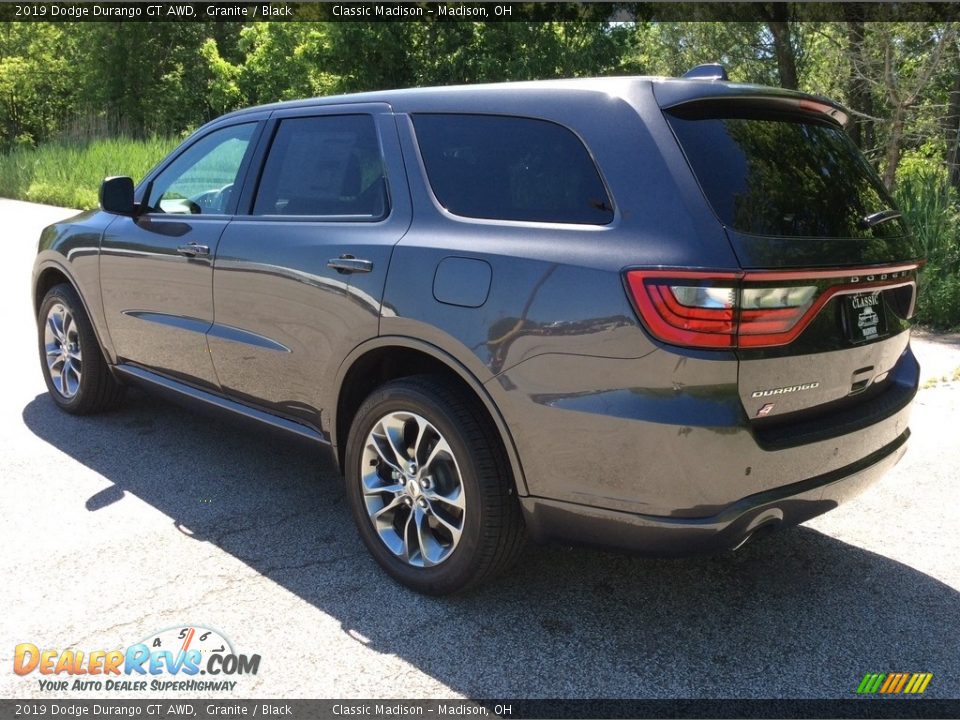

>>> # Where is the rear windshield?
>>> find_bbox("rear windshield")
[665,109,905,238]
[413,114,614,225]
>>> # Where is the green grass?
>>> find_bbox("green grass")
[0,137,179,210]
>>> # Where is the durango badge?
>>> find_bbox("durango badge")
[751,382,820,398]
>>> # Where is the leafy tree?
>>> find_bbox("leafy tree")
[72,22,244,136]
[0,23,80,146]
[845,22,957,190]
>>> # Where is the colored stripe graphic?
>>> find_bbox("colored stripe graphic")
[858,673,932,694]
[857,674,885,694]
[907,673,933,694]
[879,674,897,693]
[885,673,909,693]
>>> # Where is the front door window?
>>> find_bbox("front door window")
[148,123,256,215]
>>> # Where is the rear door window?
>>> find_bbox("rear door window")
[665,108,905,238]
[413,114,614,225]
[253,114,388,219]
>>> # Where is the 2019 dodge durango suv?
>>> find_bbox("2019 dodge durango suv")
[32,72,922,594]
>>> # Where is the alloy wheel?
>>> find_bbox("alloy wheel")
[44,302,82,399]
[360,411,466,567]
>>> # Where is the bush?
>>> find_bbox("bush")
[0,136,178,210]
[895,163,960,329]
[915,265,960,330]
[896,162,959,265]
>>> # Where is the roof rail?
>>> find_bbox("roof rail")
[682,64,729,81]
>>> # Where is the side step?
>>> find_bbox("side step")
[113,364,328,445]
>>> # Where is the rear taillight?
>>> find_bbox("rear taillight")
[627,271,739,348]
[625,266,918,349]
[737,285,817,346]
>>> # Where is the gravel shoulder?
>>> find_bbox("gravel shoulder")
[912,327,960,385]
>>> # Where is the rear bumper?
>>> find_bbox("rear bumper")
[520,428,909,556]
[494,332,918,520]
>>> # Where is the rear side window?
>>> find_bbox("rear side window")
[666,108,905,238]
[413,114,613,225]
[254,114,388,219]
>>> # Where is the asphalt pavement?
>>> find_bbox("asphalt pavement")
[2,199,958,700]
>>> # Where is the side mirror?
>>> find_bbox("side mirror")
[99,176,135,215]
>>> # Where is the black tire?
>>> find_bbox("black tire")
[345,375,525,595]
[37,283,125,415]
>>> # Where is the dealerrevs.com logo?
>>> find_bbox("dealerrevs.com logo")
[13,625,260,692]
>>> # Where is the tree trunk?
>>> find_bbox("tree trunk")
[845,19,868,149]
[764,4,799,90]
[944,51,960,192]
[883,110,905,192]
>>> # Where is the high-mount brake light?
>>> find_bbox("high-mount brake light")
[798,98,848,124]
[625,266,917,349]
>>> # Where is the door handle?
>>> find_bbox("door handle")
[176,243,210,257]
[328,255,373,274]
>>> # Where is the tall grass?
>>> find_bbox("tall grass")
[896,168,960,330]
[0,136,179,210]
[896,168,960,265]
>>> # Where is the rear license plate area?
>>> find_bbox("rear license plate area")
[842,291,887,343]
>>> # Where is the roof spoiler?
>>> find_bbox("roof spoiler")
[682,64,729,81]
[664,95,849,127]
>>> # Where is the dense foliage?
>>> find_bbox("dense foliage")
[1,19,959,326]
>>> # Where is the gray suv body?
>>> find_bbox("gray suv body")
[32,75,922,593]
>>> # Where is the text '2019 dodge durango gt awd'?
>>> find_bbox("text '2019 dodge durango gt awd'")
[33,69,922,594]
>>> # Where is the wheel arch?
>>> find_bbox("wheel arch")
[34,263,75,316]
[34,260,116,365]
[333,336,529,496]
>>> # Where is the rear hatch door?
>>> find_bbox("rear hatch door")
[653,81,922,431]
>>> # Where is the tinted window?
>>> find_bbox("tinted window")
[666,110,905,238]
[150,123,255,215]
[254,115,388,219]
[413,114,613,225]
